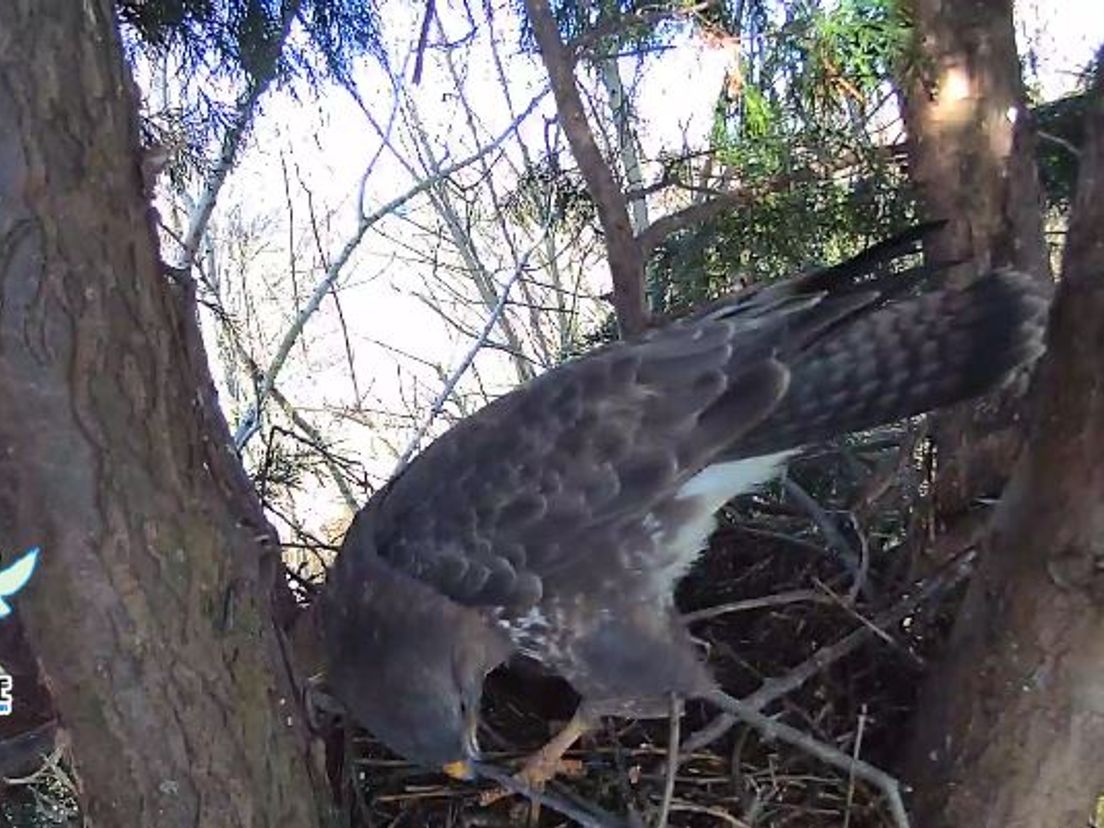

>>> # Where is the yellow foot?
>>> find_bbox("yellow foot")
[517,750,585,789]
[478,755,585,806]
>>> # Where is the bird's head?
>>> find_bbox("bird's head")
[320,551,509,778]
[334,634,483,775]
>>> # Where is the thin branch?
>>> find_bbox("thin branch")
[412,0,437,84]
[636,193,743,256]
[474,763,628,828]
[1037,128,1081,159]
[176,1,302,269]
[231,89,549,449]
[681,549,976,754]
[403,95,536,384]
[655,694,680,828]
[566,3,713,63]
[782,478,861,575]
[682,589,826,623]
[392,225,552,474]
[843,704,869,828]
[703,688,911,828]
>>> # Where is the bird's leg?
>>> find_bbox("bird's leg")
[478,706,593,811]
[517,704,594,788]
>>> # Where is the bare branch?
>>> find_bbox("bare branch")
[473,763,627,828]
[636,193,743,256]
[566,4,713,64]
[412,0,437,85]
[392,224,552,474]
[682,589,825,623]
[231,89,549,450]
[176,1,302,269]
[655,694,680,828]
[704,688,911,828]
[682,550,976,754]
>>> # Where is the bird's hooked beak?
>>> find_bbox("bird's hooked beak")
[441,703,481,780]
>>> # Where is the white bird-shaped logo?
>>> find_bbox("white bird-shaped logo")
[0,548,39,618]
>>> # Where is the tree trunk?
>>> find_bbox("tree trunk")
[0,2,327,825]
[903,62,1104,828]
[899,0,1050,519]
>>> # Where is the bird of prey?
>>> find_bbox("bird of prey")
[320,225,1048,785]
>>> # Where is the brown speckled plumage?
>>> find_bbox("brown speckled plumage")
[321,225,1049,769]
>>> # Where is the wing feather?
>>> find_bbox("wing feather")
[353,225,1047,623]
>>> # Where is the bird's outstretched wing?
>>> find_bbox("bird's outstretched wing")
[359,227,1048,621]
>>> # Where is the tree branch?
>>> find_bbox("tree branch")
[523,0,648,336]
[636,194,742,255]
[392,224,552,474]
[232,89,548,450]
[176,0,302,269]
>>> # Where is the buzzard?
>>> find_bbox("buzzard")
[320,226,1048,785]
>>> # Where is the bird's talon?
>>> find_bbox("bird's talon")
[478,786,511,807]
[477,756,585,809]
[517,753,584,788]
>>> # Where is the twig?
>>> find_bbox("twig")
[1037,128,1081,159]
[843,704,868,828]
[655,694,679,828]
[231,88,549,450]
[846,513,871,603]
[666,802,749,827]
[682,589,825,623]
[412,0,437,84]
[703,689,911,828]
[782,478,864,586]
[682,549,977,753]
[473,763,627,828]
[392,225,551,474]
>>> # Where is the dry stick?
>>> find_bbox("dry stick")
[782,477,862,580]
[655,695,680,828]
[473,763,628,828]
[682,548,977,754]
[704,688,911,828]
[666,801,748,827]
[843,704,869,828]
[682,589,825,624]
[846,513,871,604]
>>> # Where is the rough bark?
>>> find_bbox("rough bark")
[903,62,1104,828]
[0,2,327,825]
[899,0,1050,518]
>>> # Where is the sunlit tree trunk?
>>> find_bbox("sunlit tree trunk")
[898,0,1050,517]
[0,1,326,824]
[899,0,1104,821]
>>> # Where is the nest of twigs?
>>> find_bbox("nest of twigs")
[332,425,981,827]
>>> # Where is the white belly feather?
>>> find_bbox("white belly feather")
[648,450,797,594]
